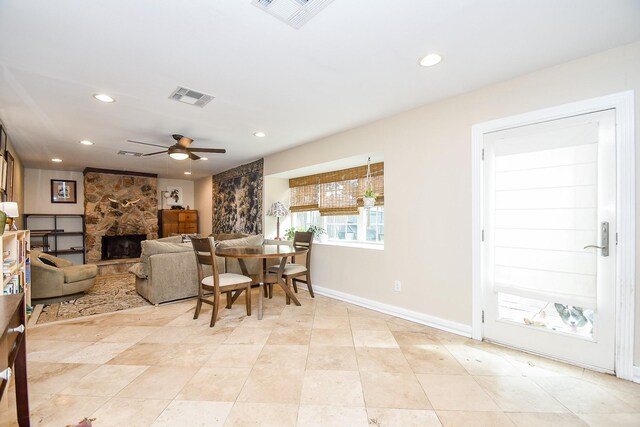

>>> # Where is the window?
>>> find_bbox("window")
[365,207,384,242]
[288,161,384,246]
[291,206,384,244]
[326,214,359,241]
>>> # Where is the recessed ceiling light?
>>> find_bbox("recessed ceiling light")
[51,158,62,162]
[184,171,192,175]
[93,93,115,103]
[200,157,208,161]
[79,140,94,145]
[419,53,442,67]
[254,131,266,138]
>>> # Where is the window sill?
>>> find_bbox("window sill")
[314,240,384,251]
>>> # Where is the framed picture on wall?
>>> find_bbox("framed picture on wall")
[0,157,6,192]
[51,179,77,203]
[5,152,14,201]
[0,126,6,158]
[166,186,183,207]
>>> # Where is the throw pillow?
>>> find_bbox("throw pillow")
[38,256,58,267]
[128,262,146,279]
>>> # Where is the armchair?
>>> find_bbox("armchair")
[30,251,98,304]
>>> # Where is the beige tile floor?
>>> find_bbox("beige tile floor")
[13,287,640,426]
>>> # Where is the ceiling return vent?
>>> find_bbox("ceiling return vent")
[169,86,215,108]
[117,150,143,157]
[252,0,335,29]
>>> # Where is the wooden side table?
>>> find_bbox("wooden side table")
[0,294,29,426]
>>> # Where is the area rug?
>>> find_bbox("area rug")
[36,273,150,324]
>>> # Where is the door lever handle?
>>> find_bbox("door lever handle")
[583,245,605,250]
[584,221,609,257]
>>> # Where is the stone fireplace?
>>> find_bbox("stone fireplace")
[84,168,158,263]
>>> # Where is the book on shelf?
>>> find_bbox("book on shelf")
[25,257,30,286]
[3,274,22,295]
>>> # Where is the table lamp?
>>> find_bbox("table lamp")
[266,201,289,240]
[0,202,19,231]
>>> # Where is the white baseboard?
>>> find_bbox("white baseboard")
[309,284,472,338]
[634,366,640,384]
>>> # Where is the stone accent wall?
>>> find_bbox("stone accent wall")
[212,158,263,234]
[84,171,158,263]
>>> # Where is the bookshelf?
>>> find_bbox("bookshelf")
[24,214,86,264]
[2,230,31,307]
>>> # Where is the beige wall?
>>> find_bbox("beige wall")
[24,168,85,215]
[194,176,212,236]
[263,177,290,240]
[5,138,25,228]
[264,42,640,365]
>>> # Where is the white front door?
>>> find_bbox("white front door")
[482,109,616,372]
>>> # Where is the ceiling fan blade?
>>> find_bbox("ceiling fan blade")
[142,151,167,156]
[189,152,201,161]
[127,140,169,149]
[187,148,226,154]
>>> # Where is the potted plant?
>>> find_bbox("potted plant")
[285,225,326,241]
[363,187,378,208]
[306,225,326,240]
[284,226,297,241]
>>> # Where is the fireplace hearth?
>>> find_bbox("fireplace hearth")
[101,234,146,260]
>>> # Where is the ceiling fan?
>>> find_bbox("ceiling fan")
[127,134,226,160]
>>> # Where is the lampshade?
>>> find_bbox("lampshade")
[0,202,19,218]
[266,201,289,218]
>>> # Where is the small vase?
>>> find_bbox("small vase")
[363,197,376,208]
[0,211,6,236]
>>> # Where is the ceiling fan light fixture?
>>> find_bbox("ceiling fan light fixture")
[169,152,189,160]
[168,146,190,160]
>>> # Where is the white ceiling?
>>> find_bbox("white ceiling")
[0,0,639,179]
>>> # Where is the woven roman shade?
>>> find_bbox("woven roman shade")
[319,179,359,216]
[289,162,384,215]
[289,175,319,212]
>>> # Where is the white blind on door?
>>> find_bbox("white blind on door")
[491,122,598,309]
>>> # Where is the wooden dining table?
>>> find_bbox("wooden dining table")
[214,244,309,320]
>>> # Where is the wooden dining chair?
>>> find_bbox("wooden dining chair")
[268,231,314,298]
[191,237,253,327]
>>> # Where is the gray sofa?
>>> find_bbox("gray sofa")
[130,234,266,304]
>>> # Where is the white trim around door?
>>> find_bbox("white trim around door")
[471,91,636,381]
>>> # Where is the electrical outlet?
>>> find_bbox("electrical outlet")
[394,280,401,292]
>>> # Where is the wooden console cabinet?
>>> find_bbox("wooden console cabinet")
[0,293,29,426]
[158,210,198,237]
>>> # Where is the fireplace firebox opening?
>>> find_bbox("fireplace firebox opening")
[101,234,146,260]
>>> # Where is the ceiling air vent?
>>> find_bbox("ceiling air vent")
[169,86,214,108]
[252,0,335,29]
[117,150,143,157]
